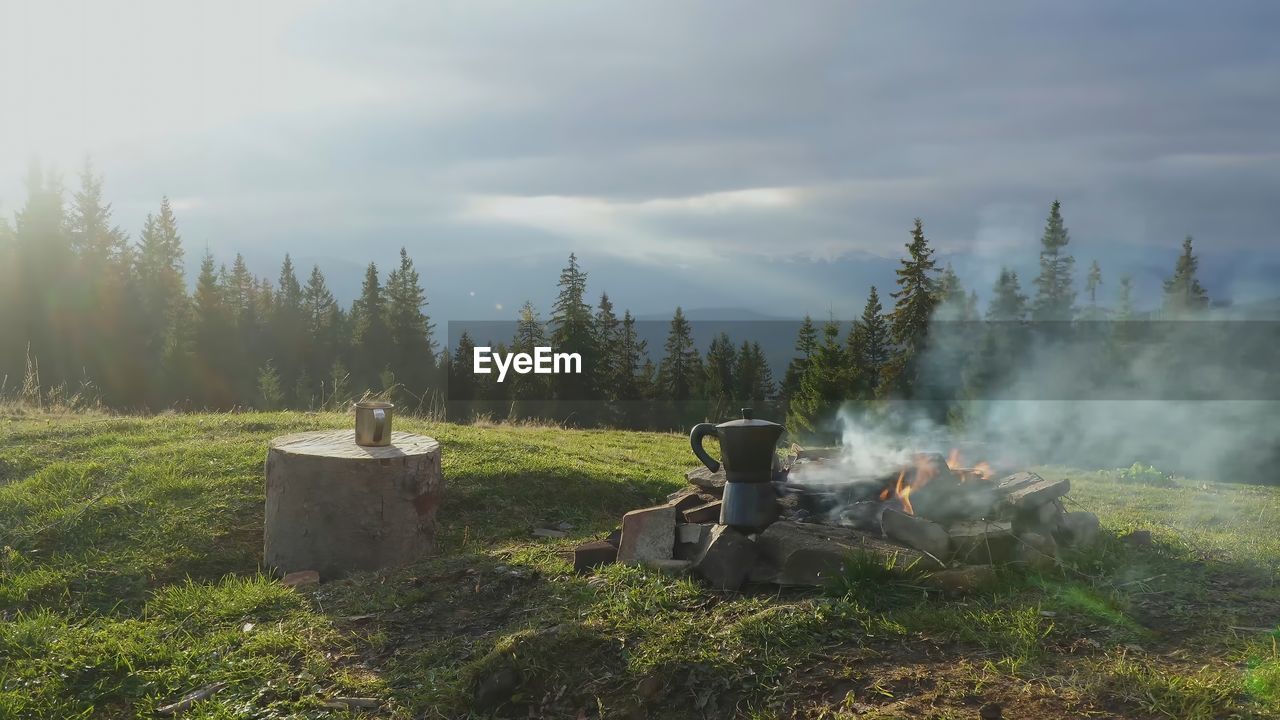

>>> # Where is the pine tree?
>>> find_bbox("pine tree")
[11,164,74,387]
[328,359,352,410]
[592,292,621,400]
[1031,200,1076,322]
[781,315,818,403]
[788,319,848,437]
[702,332,737,411]
[269,255,308,402]
[1086,260,1102,307]
[351,262,392,393]
[302,265,342,386]
[656,307,701,402]
[733,341,775,405]
[133,197,189,406]
[1162,236,1209,314]
[257,360,284,410]
[449,331,478,407]
[192,250,239,407]
[67,160,131,397]
[549,253,596,401]
[0,214,17,383]
[69,159,127,266]
[385,248,436,393]
[1116,275,1135,320]
[936,264,972,321]
[511,301,551,404]
[880,218,939,397]
[615,310,649,402]
[847,286,890,399]
[987,268,1028,322]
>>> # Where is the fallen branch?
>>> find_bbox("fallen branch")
[322,697,380,709]
[1114,573,1166,588]
[156,681,228,716]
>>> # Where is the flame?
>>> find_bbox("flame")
[883,451,993,515]
[946,448,994,482]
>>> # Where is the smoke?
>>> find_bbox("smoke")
[803,317,1280,485]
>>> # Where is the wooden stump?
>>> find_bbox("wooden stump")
[264,430,442,579]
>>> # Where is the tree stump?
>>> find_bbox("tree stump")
[264,429,442,579]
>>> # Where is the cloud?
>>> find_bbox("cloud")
[1,0,1278,314]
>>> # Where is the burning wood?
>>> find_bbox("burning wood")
[588,444,1104,594]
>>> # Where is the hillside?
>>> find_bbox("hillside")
[1,411,1278,719]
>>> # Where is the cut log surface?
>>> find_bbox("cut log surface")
[993,472,1069,510]
[264,430,442,579]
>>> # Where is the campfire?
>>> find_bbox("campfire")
[572,443,1103,594]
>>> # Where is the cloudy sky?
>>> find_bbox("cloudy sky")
[2,0,1279,320]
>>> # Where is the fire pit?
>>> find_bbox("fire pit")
[574,445,1102,594]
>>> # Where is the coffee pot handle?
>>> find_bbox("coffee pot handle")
[690,423,721,473]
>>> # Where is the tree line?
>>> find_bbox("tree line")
[1,164,1219,432]
[0,162,438,412]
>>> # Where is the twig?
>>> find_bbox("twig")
[1114,573,1166,588]
[156,681,228,715]
[16,488,112,542]
[323,697,380,709]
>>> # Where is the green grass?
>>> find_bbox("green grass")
[1,411,1278,718]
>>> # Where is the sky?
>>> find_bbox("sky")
[2,0,1279,321]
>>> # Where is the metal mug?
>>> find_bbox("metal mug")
[354,401,394,447]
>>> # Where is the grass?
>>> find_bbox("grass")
[1,411,1278,718]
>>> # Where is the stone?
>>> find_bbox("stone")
[1121,529,1154,548]
[830,501,884,531]
[635,675,663,701]
[1014,532,1057,571]
[927,565,997,594]
[682,500,722,524]
[948,520,1015,565]
[1060,511,1101,547]
[643,558,693,576]
[678,523,711,544]
[692,525,758,591]
[573,540,618,573]
[1015,498,1068,536]
[532,528,567,539]
[617,505,677,563]
[747,556,779,583]
[993,472,1070,510]
[755,521,941,587]
[473,666,520,712]
[281,570,320,589]
[880,508,951,560]
[665,490,706,514]
[685,466,726,495]
[674,523,713,561]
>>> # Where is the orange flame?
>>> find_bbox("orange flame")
[947,448,961,469]
[946,448,994,482]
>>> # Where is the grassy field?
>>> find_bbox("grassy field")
[1,410,1278,719]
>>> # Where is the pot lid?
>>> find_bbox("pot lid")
[716,408,783,429]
